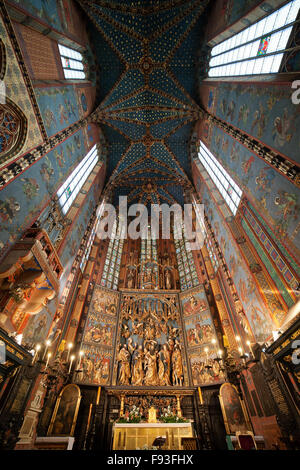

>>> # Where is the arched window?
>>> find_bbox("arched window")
[208,0,300,77]
[0,98,27,163]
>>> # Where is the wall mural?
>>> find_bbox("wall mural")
[77,286,119,386]
[10,0,89,43]
[180,286,225,386]
[0,129,87,257]
[35,86,80,138]
[199,178,275,342]
[0,15,43,168]
[20,298,57,349]
[207,82,300,165]
[11,0,67,33]
[113,293,189,387]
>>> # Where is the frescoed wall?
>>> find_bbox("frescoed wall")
[35,86,80,137]
[180,286,225,386]
[20,297,57,349]
[77,286,119,386]
[9,0,88,43]
[0,15,43,168]
[35,84,97,138]
[200,82,300,165]
[0,129,88,257]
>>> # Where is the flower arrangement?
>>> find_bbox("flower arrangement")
[159,405,187,423]
[117,405,142,423]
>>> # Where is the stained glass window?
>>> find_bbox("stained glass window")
[57,145,98,215]
[197,141,242,215]
[58,44,86,80]
[209,0,300,77]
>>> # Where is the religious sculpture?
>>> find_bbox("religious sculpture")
[131,345,144,385]
[116,295,185,387]
[117,345,131,385]
[127,269,135,289]
[165,269,172,290]
[172,343,184,386]
[158,344,171,386]
[144,344,159,386]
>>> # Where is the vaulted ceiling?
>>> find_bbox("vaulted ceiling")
[79,0,208,206]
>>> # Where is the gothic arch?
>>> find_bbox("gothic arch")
[0,97,28,164]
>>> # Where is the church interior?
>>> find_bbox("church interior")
[0,0,299,452]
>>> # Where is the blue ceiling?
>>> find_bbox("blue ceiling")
[81,0,207,205]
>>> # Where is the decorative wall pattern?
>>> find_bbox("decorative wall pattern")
[0,14,43,167]
[180,286,225,386]
[204,82,300,165]
[77,286,119,386]
[0,129,87,257]
[35,86,80,138]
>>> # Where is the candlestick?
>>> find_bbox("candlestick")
[32,344,41,364]
[68,354,75,374]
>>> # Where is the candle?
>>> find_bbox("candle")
[66,342,73,362]
[246,340,254,358]
[32,344,41,364]
[211,338,217,356]
[217,349,223,359]
[42,339,51,361]
[204,347,209,365]
[45,352,51,369]
[78,350,84,369]
[68,354,75,374]
[198,387,203,405]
